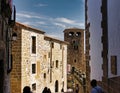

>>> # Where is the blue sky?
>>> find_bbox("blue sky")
[13,0,85,40]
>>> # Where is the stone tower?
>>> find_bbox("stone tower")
[64,28,85,74]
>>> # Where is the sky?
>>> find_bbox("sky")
[13,0,85,40]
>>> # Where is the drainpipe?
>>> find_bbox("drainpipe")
[50,41,53,82]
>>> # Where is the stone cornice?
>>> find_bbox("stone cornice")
[15,22,45,34]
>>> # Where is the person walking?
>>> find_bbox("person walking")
[75,84,79,93]
[90,79,104,93]
[42,87,48,93]
[47,88,51,93]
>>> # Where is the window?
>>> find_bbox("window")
[32,64,36,74]
[69,32,74,36]
[51,42,54,48]
[111,56,117,75]
[73,40,79,50]
[74,59,76,63]
[56,60,59,68]
[32,36,36,54]
[55,80,59,92]
[32,83,36,91]
[44,73,46,79]
[75,32,81,37]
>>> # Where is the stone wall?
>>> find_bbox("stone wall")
[44,36,67,92]
[0,16,13,93]
[10,23,22,93]
[11,22,67,93]
[64,28,86,93]
[64,28,85,72]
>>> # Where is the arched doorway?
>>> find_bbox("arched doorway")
[55,80,58,92]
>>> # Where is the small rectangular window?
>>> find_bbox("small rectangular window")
[111,56,117,75]
[51,42,54,48]
[56,60,59,68]
[32,64,36,74]
[44,73,46,79]
[32,36,36,54]
[32,83,36,91]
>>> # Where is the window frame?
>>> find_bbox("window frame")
[31,36,36,54]
[30,34,37,56]
[32,83,36,91]
[32,64,36,74]
[56,60,59,68]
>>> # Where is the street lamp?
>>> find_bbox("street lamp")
[11,32,17,41]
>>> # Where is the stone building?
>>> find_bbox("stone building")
[10,22,67,93]
[85,0,120,93]
[64,28,85,72]
[64,28,86,93]
[0,0,16,93]
[44,35,67,92]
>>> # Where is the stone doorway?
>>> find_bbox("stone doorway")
[55,80,59,92]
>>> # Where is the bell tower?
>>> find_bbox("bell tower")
[64,28,85,73]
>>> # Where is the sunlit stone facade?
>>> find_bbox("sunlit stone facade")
[10,22,67,93]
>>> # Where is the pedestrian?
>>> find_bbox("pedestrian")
[90,79,104,93]
[42,87,48,93]
[47,88,51,93]
[75,84,79,93]
[23,86,32,93]
[61,88,64,92]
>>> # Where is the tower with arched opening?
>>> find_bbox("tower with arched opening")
[64,28,86,92]
[64,28,85,72]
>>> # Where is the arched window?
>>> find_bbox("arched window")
[68,32,74,36]
[75,32,81,37]
[74,59,76,63]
